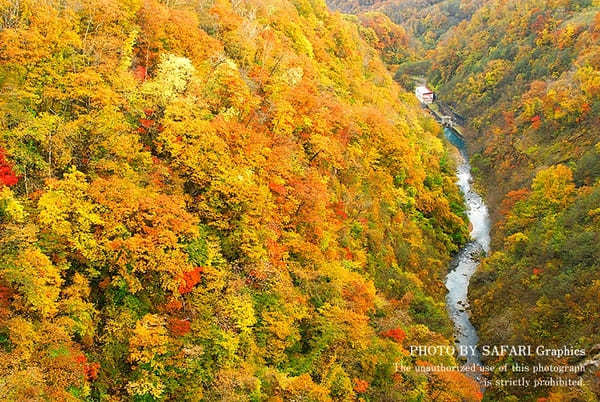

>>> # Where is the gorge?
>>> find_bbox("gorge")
[1,0,600,400]
[443,126,490,372]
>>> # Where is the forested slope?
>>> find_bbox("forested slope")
[0,0,479,400]
[326,0,480,48]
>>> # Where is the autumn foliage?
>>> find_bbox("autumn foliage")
[178,267,204,294]
[0,148,18,187]
[0,0,475,400]
[353,377,369,393]
[168,318,191,337]
[380,328,406,343]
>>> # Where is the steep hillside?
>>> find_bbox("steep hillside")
[430,0,600,209]
[0,0,479,400]
[327,0,481,48]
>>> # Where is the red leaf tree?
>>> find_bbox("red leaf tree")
[178,267,204,294]
[0,148,18,187]
[381,328,406,343]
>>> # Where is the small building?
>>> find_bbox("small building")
[415,85,434,104]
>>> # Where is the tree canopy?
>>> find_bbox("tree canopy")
[0,0,478,400]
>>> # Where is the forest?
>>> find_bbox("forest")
[0,0,483,400]
[3,0,599,400]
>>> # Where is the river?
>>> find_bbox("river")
[443,127,491,376]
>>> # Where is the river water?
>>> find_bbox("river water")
[443,127,491,374]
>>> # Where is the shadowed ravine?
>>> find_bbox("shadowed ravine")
[444,127,491,379]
